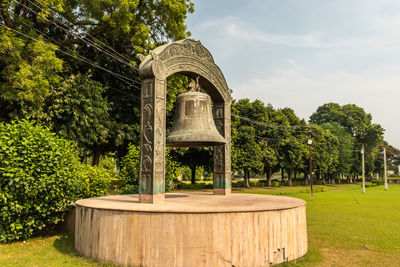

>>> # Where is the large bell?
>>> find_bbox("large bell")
[166,80,226,147]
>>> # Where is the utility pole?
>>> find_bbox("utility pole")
[361,144,365,194]
[384,147,388,191]
[308,128,313,200]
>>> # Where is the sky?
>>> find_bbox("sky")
[186,0,400,148]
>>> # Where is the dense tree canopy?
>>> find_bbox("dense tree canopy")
[1,0,194,160]
[1,1,396,187]
[310,102,385,178]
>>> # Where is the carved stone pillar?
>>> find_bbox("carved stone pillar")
[213,102,232,195]
[139,78,166,203]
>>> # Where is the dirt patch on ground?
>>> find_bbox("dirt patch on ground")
[318,247,400,267]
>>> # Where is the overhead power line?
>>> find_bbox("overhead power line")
[26,0,190,95]
[232,114,310,131]
[23,0,137,71]
[0,23,142,98]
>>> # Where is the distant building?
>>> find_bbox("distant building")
[388,170,395,176]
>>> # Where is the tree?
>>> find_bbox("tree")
[232,125,262,188]
[1,0,195,160]
[310,103,384,179]
[278,135,307,186]
[232,99,267,187]
[46,73,110,165]
[0,27,62,121]
[170,148,212,185]
[320,123,353,181]
[309,125,340,184]
[260,141,278,186]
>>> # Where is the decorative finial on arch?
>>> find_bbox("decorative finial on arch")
[137,53,146,62]
[150,51,158,60]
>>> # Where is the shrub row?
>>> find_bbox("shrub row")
[0,120,111,242]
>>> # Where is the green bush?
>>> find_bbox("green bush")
[117,144,140,194]
[371,179,385,186]
[117,145,179,193]
[271,180,281,187]
[0,120,81,242]
[98,153,117,177]
[175,181,213,190]
[232,180,268,187]
[76,165,112,199]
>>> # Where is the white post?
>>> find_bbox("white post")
[362,144,365,194]
[384,147,388,191]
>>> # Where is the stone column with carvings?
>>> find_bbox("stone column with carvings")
[213,102,232,195]
[139,77,166,203]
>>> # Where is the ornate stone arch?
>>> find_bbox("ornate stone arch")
[138,39,232,203]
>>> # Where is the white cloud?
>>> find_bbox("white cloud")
[199,16,326,48]
[188,3,400,148]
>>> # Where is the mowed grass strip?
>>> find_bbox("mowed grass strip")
[1,184,400,266]
[240,184,400,266]
[0,233,116,267]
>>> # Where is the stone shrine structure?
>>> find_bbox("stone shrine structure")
[137,39,232,203]
[74,39,308,267]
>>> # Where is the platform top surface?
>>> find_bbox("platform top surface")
[75,193,306,213]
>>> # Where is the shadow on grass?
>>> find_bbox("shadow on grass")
[277,246,323,267]
[53,232,78,256]
[53,232,119,266]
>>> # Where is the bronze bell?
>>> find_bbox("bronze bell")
[166,79,226,147]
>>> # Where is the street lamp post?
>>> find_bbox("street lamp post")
[308,129,313,201]
[361,144,365,194]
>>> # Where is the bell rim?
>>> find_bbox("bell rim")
[166,141,226,148]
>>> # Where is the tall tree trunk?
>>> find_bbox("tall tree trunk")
[92,144,101,166]
[281,168,285,181]
[266,168,272,187]
[0,100,9,121]
[244,169,250,188]
[190,165,196,185]
[288,172,293,187]
[322,174,326,185]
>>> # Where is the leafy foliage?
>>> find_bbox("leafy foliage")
[117,143,140,194]
[75,165,112,199]
[117,144,179,193]
[46,73,110,162]
[0,120,80,242]
[0,28,63,120]
[310,102,385,178]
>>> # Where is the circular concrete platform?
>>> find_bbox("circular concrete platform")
[75,193,307,267]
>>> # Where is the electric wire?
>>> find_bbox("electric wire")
[11,0,145,91]
[23,0,137,70]
[9,16,132,85]
[0,23,143,98]
[24,0,194,94]
[3,3,391,154]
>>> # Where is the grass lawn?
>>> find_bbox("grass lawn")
[1,184,400,266]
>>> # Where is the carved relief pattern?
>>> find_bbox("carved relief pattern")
[163,59,229,101]
[140,79,155,194]
[152,60,165,80]
[159,40,214,64]
[142,102,153,172]
[214,146,224,173]
[154,96,165,171]
[153,81,166,194]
